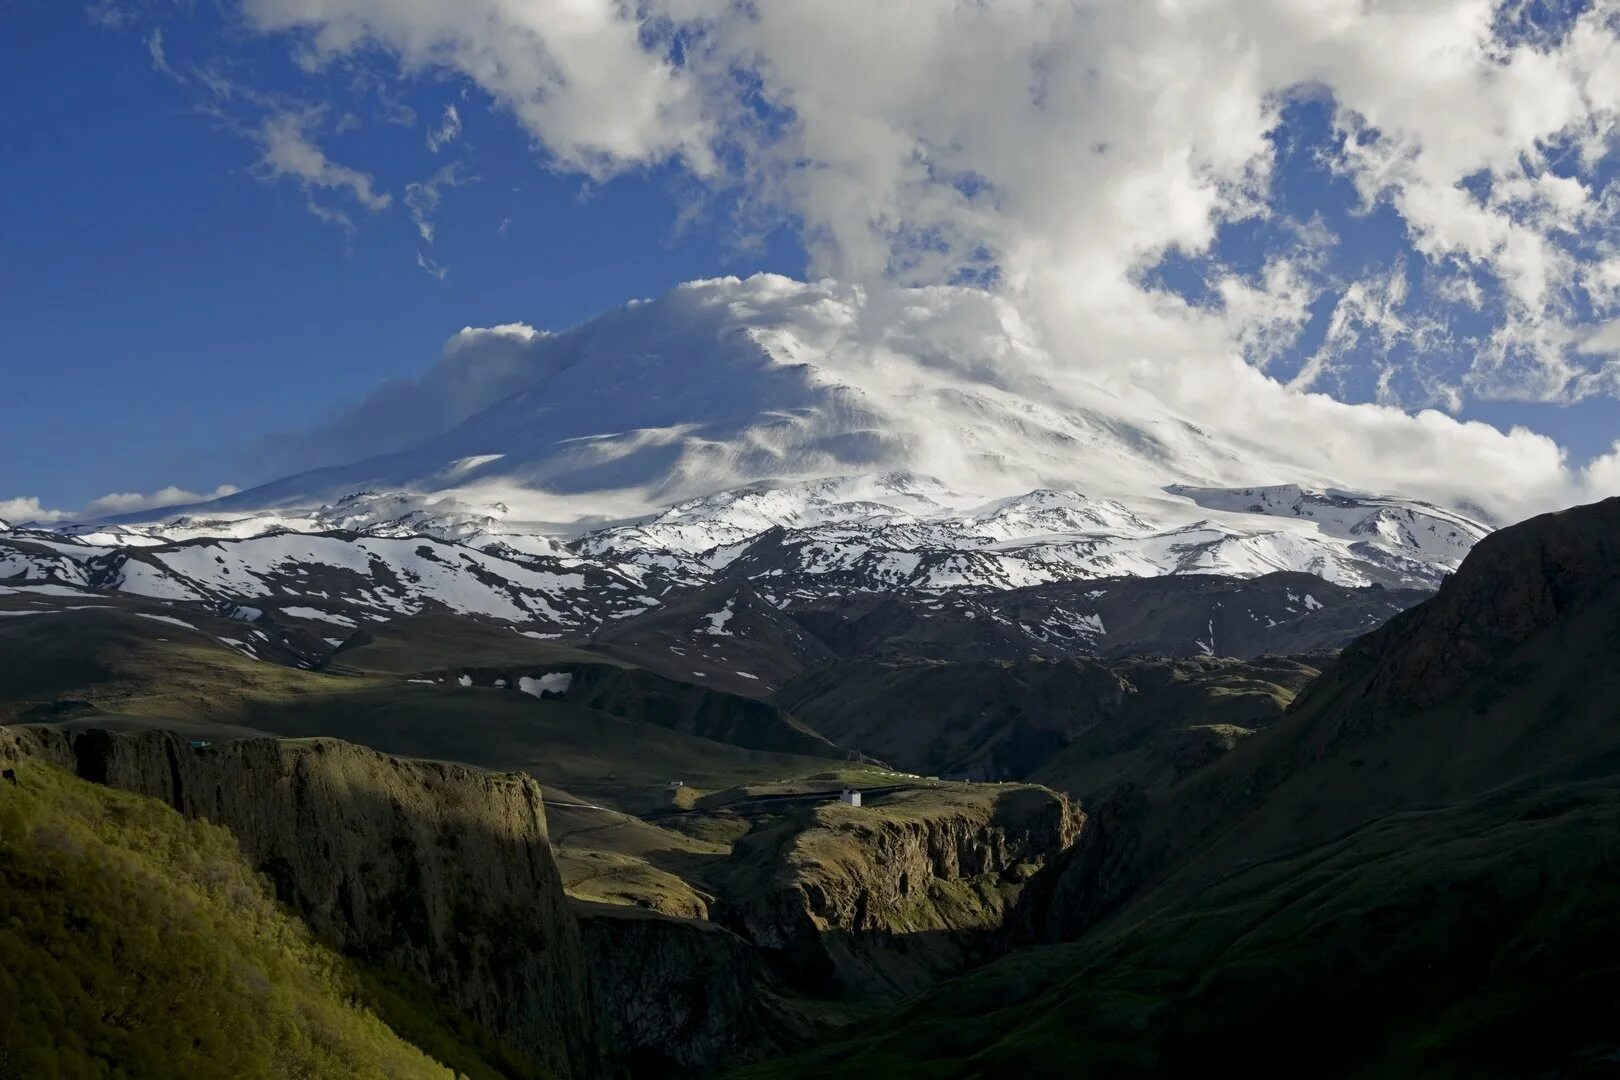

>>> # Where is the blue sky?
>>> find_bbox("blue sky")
[1,2,801,508]
[3,0,1618,516]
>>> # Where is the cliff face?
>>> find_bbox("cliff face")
[722,785,1084,998]
[3,726,611,1080]
[573,900,789,1074]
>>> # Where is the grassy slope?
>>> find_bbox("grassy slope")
[1030,654,1319,802]
[324,614,618,676]
[0,610,872,814]
[0,754,534,1080]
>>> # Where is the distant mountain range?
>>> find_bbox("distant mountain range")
[2,470,1466,680]
[4,276,1495,678]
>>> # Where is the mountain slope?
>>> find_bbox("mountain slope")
[124,277,1276,525]
[49,277,1486,594]
[735,496,1620,1077]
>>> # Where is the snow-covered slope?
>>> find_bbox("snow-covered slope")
[88,275,1382,530]
[0,529,663,639]
[1166,484,1489,560]
[13,276,1496,624]
[578,473,1481,590]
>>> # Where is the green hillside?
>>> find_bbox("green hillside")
[0,753,531,1079]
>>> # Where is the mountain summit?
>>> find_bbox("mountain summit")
[115,276,1464,531]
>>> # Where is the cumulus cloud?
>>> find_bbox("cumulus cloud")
[0,497,69,526]
[240,0,715,178]
[1,485,241,526]
[221,0,1620,517]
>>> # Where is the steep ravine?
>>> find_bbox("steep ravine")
[1,725,611,1080]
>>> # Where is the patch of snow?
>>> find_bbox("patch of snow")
[700,599,736,635]
[518,673,572,698]
[136,613,199,631]
[280,606,358,627]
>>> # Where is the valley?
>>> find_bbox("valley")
[6,492,1618,1075]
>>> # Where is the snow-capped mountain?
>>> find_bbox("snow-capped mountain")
[4,274,1498,671]
[57,491,573,560]
[0,527,666,660]
[81,274,1448,532]
[578,473,1484,592]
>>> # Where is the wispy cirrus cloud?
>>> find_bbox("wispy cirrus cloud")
[255,108,390,227]
[425,103,461,153]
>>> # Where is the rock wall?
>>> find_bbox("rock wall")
[2,725,611,1080]
[574,900,790,1074]
[722,785,1084,999]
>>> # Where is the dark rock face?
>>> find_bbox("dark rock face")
[574,902,786,1073]
[1306,497,1620,711]
[4,726,611,1080]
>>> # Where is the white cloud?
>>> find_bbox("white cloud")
[147,27,186,84]
[426,103,461,153]
[1,484,241,526]
[256,109,390,222]
[1578,318,1620,357]
[241,0,715,178]
[82,484,241,516]
[223,0,1620,518]
[404,161,473,244]
[0,497,69,526]
[415,251,448,280]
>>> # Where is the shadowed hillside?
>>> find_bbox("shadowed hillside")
[733,498,1620,1077]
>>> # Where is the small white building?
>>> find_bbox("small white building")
[840,788,862,807]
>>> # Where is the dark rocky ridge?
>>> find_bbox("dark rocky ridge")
[1300,495,1620,711]
[1,726,611,1079]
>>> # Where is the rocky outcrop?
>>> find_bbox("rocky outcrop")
[721,785,1084,999]
[1303,496,1620,711]
[1,726,611,1080]
[574,900,791,1074]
